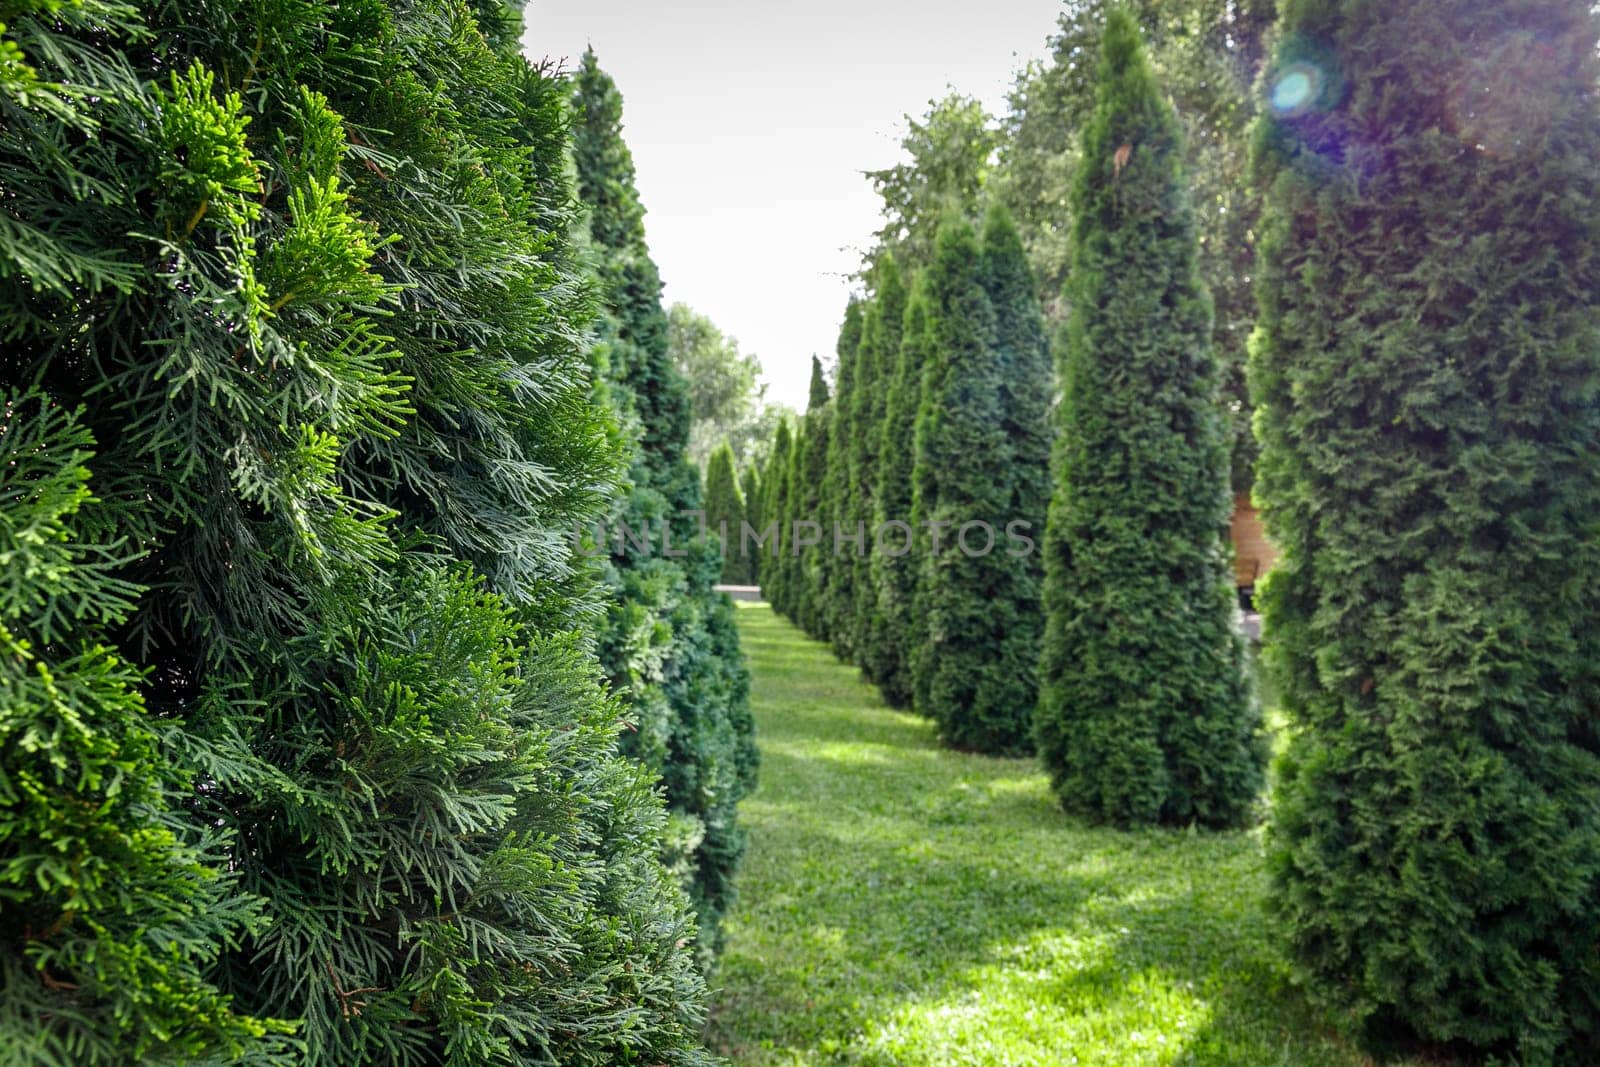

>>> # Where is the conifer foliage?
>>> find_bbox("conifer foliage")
[0,393,286,1064]
[740,462,763,539]
[572,50,756,962]
[705,440,751,583]
[1036,11,1261,828]
[1253,0,1600,1056]
[758,418,795,612]
[822,308,861,659]
[851,254,907,691]
[793,351,836,639]
[756,215,1048,754]
[978,204,1053,726]
[868,280,935,708]
[907,213,1042,755]
[0,2,716,1063]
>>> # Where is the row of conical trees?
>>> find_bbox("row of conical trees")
[759,210,1060,756]
[762,1,1600,1060]
[758,15,1262,815]
[571,51,757,967]
[0,2,745,1064]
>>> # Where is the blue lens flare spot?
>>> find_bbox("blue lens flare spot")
[1271,65,1321,115]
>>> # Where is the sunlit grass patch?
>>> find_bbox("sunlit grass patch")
[709,603,1400,1066]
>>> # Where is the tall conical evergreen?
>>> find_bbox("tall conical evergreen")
[793,351,836,638]
[807,351,833,411]
[908,215,1037,755]
[572,54,691,507]
[773,418,809,621]
[759,418,794,606]
[978,203,1052,720]
[871,279,934,707]
[740,462,763,543]
[853,254,907,687]
[573,51,755,963]
[981,204,1052,573]
[1036,11,1260,828]
[1253,0,1600,1057]
[0,2,717,1063]
[705,440,749,583]
[822,303,863,658]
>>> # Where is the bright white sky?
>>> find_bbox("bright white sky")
[521,1,1066,412]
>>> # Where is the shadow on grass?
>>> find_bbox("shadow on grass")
[710,604,1375,1067]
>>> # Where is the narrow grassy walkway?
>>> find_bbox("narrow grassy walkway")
[708,603,1371,1067]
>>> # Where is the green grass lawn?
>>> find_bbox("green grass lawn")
[707,602,1380,1067]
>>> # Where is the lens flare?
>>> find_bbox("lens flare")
[1271,64,1322,116]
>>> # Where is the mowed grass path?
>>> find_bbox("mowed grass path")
[708,602,1377,1067]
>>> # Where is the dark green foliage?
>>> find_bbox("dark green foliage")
[573,53,691,497]
[705,440,751,583]
[600,536,755,965]
[979,204,1052,714]
[907,215,1039,755]
[792,351,837,639]
[218,554,713,1066]
[758,418,794,608]
[806,352,832,412]
[772,415,809,625]
[981,209,1053,554]
[1253,0,1600,1058]
[0,8,283,1059]
[851,255,907,689]
[1036,11,1261,829]
[740,462,763,539]
[572,50,755,963]
[0,1,716,1062]
[0,394,287,1065]
[869,279,933,708]
[821,303,862,659]
[1000,0,1275,485]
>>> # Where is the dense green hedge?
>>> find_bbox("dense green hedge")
[0,1,715,1061]
[1254,0,1600,1058]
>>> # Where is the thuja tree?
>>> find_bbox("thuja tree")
[771,415,806,620]
[573,49,755,960]
[741,462,763,541]
[792,352,836,639]
[193,6,713,1057]
[758,418,794,607]
[870,278,933,708]
[979,204,1051,715]
[705,440,749,583]
[999,0,1277,485]
[821,301,862,659]
[1253,0,1600,1057]
[0,7,283,1060]
[908,214,1036,755]
[0,1,717,1062]
[1036,11,1260,829]
[852,254,907,688]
